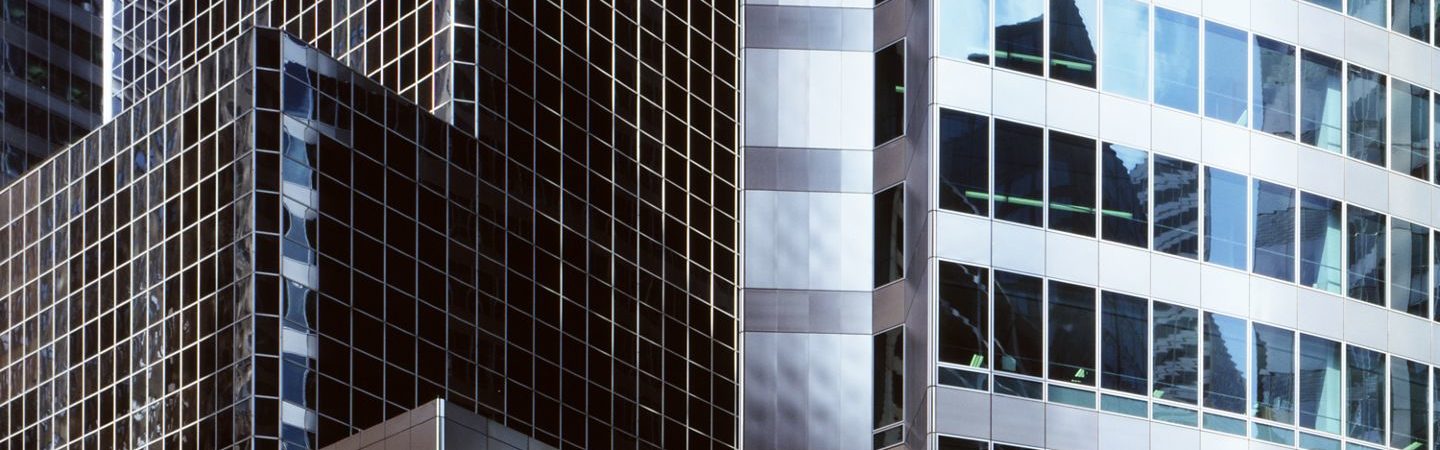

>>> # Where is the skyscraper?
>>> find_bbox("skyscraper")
[739,0,1440,449]
[1,0,738,449]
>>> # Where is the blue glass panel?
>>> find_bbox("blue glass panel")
[1299,193,1343,294]
[1346,345,1386,444]
[1390,358,1428,449]
[1153,302,1199,404]
[1153,155,1199,258]
[1348,66,1387,166]
[1254,36,1296,138]
[1391,219,1429,317]
[1299,334,1343,434]
[1204,167,1247,270]
[1204,22,1248,125]
[1392,0,1429,40]
[1347,205,1386,306]
[1390,80,1429,180]
[1252,323,1295,423]
[1349,0,1386,26]
[1203,312,1247,414]
[1155,9,1199,112]
[1100,143,1148,248]
[1101,0,1149,100]
[937,0,991,64]
[1252,180,1295,282]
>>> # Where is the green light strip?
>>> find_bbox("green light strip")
[960,191,1136,219]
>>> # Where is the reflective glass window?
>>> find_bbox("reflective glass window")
[1347,205,1386,306]
[939,109,989,216]
[1202,312,1247,414]
[1346,345,1386,444]
[1154,155,1200,258]
[875,41,905,146]
[1155,8,1200,113]
[1049,131,1096,236]
[1050,0,1098,87]
[939,261,989,367]
[994,120,1044,227]
[996,0,1045,75]
[1252,180,1296,282]
[1254,37,1296,138]
[1391,218,1429,317]
[1390,358,1428,449]
[1301,51,1344,153]
[1101,0,1149,100]
[1304,0,1341,11]
[1101,291,1147,395]
[1299,334,1343,434]
[1101,143,1148,248]
[1300,193,1344,294]
[1348,66,1388,166]
[1393,0,1430,41]
[873,326,903,428]
[1153,301,1199,404]
[1049,281,1095,386]
[1204,167,1248,270]
[937,0,990,64]
[938,436,988,450]
[1391,80,1430,180]
[1252,323,1295,424]
[1350,0,1387,26]
[994,271,1043,377]
[1204,22,1248,126]
[1435,231,1440,320]
[875,184,904,287]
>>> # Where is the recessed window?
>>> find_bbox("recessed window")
[1203,21,1248,126]
[1100,143,1148,248]
[1101,291,1147,395]
[1049,280,1095,386]
[994,271,1043,377]
[996,0,1045,75]
[875,40,906,146]
[1252,323,1295,423]
[1100,0,1149,100]
[1390,80,1429,180]
[939,109,989,216]
[1299,50,1344,153]
[1390,218,1429,317]
[937,0,990,64]
[1153,154,1199,258]
[1253,36,1296,138]
[1048,131,1096,236]
[1252,180,1295,282]
[874,184,904,287]
[1204,167,1247,270]
[939,261,989,368]
[1347,205,1386,306]
[1155,8,1200,113]
[1299,193,1343,294]
[1299,334,1342,434]
[1346,345,1386,444]
[994,120,1044,227]
[1347,65,1387,167]
[1153,301,1199,404]
[1049,0,1098,87]
[1202,312,1247,414]
[873,326,903,429]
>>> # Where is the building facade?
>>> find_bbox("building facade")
[739,0,1440,449]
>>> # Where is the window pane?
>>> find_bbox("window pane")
[873,326,903,428]
[1300,193,1344,294]
[939,261,989,367]
[1435,230,1440,321]
[996,0,1045,75]
[1101,291,1148,395]
[1154,155,1200,258]
[1347,205,1386,306]
[1049,131,1096,236]
[1204,22,1248,126]
[1254,36,1297,138]
[1350,0,1387,26]
[875,184,904,287]
[875,41,905,146]
[1348,66,1388,166]
[1253,180,1296,282]
[1393,0,1430,41]
[1346,346,1386,444]
[1203,312,1247,414]
[1155,8,1200,113]
[994,120,1044,227]
[1101,143,1148,248]
[1300,334,1343,434]
[1050,0,1098,87]
[1301,50,1345,153]
[1101,0,1149,100]
[1390,358,1428,449]
[938,436,988,450]
[1390,80,1430,180]
[937,0,990,64]
[1304,0,1341,11]
[994,271,1044,377]
[939,109,990,216]
[1154,301,1199,404]
[1253,323,1296,424]
[1049,281,1095,386]
[1391,218,1429,317]
[1204,167,1248,270]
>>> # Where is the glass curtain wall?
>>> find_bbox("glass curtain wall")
[996,0,1046,75]
[1254,37,1297,138]
[1300,51,1344,153]
[1100,143,1148,248]
[1155,8,1200,113]
[1204,22,1249,126]
[1300,193,1344,294]
[1348,66,1388,167]
[1391,80,1431,180]
[1101,0,1148,100]
[1050,0,1099,86]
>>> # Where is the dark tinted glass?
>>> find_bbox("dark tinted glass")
[994,120,1044,227]
[1391,218,1429,317]
[939,109,990,216]
[1252,180,1295,282]
[1346,345,1386,444]
[1101,143,1148,247]
[994,271,1044,377]
[1203,312,1247,414]
[1049,280,1095,386]
[1347,205,1386,306]
[1254,36,1296,138]
[875,41,905,145]
[1252,323,1295,423]
[1049,131,1096,236]
[1153,155,1199,258]
[1204,167,1247,270]
[873,327,904,428]
[1101,291,1147,394]
[996,0,1045,75]
[939,261,989,367]
[1050,0,1098,86]
[875,184,904,287]
[938,436,989,450]
[1299,193,1343,294]
[1348,66,1387,166]
[1153,301,1199,404]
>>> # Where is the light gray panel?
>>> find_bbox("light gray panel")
[1149,423,1200,450]
[743,289,873,334]
[744,49,781,147]
[1388,312,1432,363]
[1046,404,1100,450]
[992,396,1046,447]
[1344,161,1388,211]
[746,190,873,291]
[1345,20,1390,70]
[1389,173,1430,224]
[744,147,872,193]
[1098,413,1150,450]
[1343,300,1389,351]
[991,222,1046,275]
[1296,288,1345,340]
[934,387,993,439]
[744,332,871,450]
[1249,277,1298,329]
[1296,3,1346,56]
[743,333,782,450]
[744,6,873,51]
